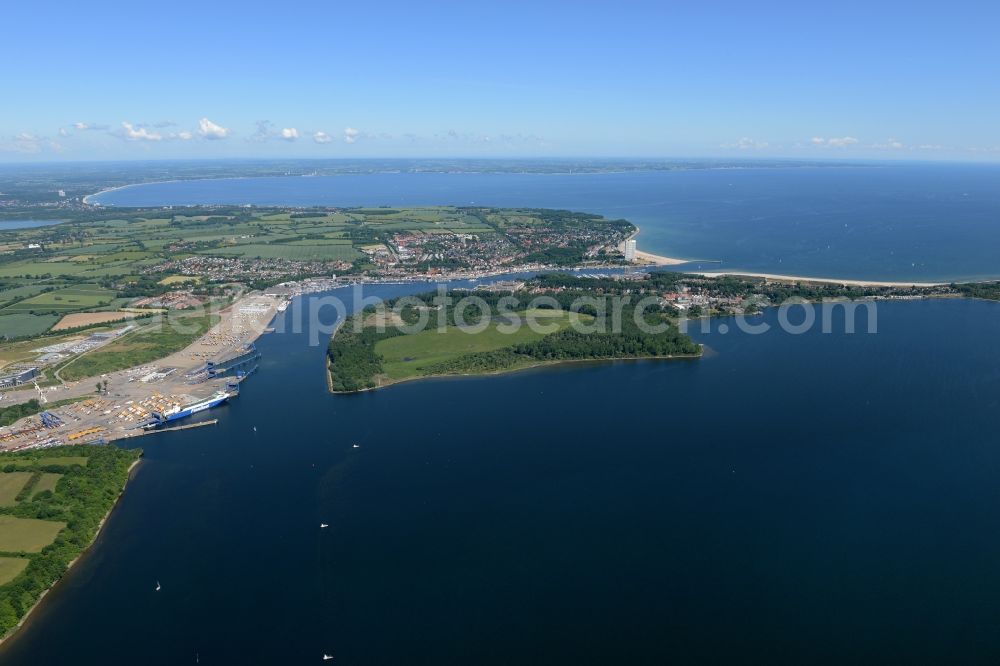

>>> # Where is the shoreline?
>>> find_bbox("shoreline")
[690,270,944,288]
[329,351,704,395]
[82,178,187,206]
[624,226,716,267]
[627,231,947,288]
[0,456,143,649]
[80,191,989,286]
[80,164,876,206]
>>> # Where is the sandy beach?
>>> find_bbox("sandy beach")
[621,228,703,267]
[689,271,944,288]
[633,249,690,266]
[626,230,944,288]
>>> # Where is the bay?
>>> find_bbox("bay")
[89,164,1000,282]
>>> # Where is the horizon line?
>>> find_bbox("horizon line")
[2,155,1000,168]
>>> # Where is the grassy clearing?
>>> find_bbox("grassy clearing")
[2,285,115,314]
[14,456,89,468]
[200,243,361,261]
[0,312,59,338]
[31,473,62,497]
[0,557,30,586]
[0,260,132,279]
[0,473,33,506]
[0,284,51,306]
[58,314,218,381]
[0,515,65,553]
[376,310,589,380]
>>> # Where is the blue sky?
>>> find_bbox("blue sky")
[1,0,998,162]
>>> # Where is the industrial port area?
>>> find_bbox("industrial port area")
[0,294,281,452]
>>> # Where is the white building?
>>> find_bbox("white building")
[624,239,637,261]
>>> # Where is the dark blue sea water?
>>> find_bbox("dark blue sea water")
[3,290,1000,665]
[89,164,1000,281]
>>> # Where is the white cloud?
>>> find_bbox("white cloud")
[73,122,109,131]
[198,117,230,140]
[873,138,906,150]
[247,122,301,142]
[810,136,859,148]
[722,137,769,150]
[343,127,360,144]
[9,133,42,153]
[0,132,63,154]
[58,127,70,137]
[121,121,163,141]
[313,131,333,144]
[175,131,194,141]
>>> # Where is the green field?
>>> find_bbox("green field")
[1,284,115,314]
[0,259,135,279]
[58,314,218,381]
[15,456,88,468]
[0,515,65,553]
[200,243,361,261]
[0,472,33,506]
[0,312,60,338]
[31,473,63,498]
[0,284,50,306]
[0,445,140,636]
[0,557,29,586]
[376,310,589,380]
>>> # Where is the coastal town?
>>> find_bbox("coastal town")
[1,202,994,454]
[1,262,985,454]
[0,206,636,452]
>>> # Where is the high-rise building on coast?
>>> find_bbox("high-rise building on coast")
[624,239,637,261]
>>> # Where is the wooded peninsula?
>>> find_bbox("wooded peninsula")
[327,279,702,392]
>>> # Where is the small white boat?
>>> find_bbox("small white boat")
[323,655,334,661]
[253,426,257,432]
[320,523,329,528]
[155,581,161,591]
[352,443,360,449]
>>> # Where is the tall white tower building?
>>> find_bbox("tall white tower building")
[624,239,637,261]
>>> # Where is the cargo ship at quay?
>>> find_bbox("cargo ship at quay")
[144,389,237,428]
